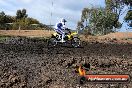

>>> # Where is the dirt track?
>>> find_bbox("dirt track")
[0,37,132,88]
[0,30,54,38]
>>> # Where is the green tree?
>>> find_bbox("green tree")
[78,0,130,35]
[0,9,46,30]
[16,9,28,19]
[123,0,132,6]
[15,9,28,30]
[0,11,16,29]
[105,0,132,27]
[0,11,6,29]
[123,0,132,27]
[0,11,6,24]
[105,0,125,26]
[125,10,132,21]
[124,10,132,27]
[81,8,91,27]
[27,17,39,24]
[79,7,121,35]
[77,21,83,30]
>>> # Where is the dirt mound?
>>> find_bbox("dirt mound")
[0,37,132,88]
[100,32,132,39]
[0,30,54,38]
[81,32,132,44]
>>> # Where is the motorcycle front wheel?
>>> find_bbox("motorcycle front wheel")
[71,37,81,48]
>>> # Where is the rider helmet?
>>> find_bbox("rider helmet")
[60,18,67,25]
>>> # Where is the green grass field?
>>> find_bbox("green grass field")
[0,35,11,42]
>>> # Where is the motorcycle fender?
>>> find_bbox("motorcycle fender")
[53,33,57,36]
[51,33,57,38]
[71,32,77,36]
[67,35,71,39]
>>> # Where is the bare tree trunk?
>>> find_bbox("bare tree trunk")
[19,25,21,30]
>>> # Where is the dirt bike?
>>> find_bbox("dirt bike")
[48,28,81,47]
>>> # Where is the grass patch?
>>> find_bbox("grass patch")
[123,38,132,41]
[0,35,11,42]
[126,38,132,40]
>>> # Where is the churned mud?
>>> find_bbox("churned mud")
[0,37,132,88]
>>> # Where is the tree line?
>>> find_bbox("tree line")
[0,9,50,30]
[78,0,132,35]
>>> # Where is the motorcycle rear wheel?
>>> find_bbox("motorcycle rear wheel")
[48,38,57,47]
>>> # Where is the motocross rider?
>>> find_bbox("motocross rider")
[55,18,67,42]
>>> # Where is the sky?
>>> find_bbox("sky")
[0,0,131,31]
[0,0,105,29]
